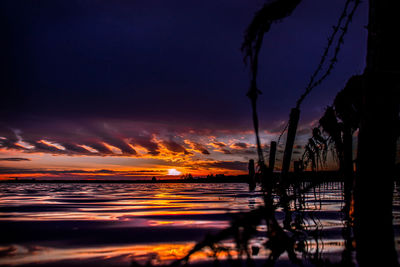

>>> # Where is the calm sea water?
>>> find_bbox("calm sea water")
[0,182,399,266]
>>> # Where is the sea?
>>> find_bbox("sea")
[0,182,399,266]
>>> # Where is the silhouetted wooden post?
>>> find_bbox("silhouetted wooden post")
[293,161,302,174]
[342,124,353,213]
[248,159,256,188]
[354,0,399,265]
[342,126,354,178]
[281,107,300,178]
[268,141,277,171]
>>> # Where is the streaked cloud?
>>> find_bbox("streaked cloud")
[0,167,163,175]
[184,140,210,155]
[230,142,251,149]
[195,161,248,171]
[209,141,227,148]
[0,158,31,162]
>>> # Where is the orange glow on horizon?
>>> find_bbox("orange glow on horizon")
[0,132,251,180]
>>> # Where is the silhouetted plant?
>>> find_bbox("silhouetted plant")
[333,75,362,132]
[130,180,334,267]
[302,75,363,172]
[302,128,329,171]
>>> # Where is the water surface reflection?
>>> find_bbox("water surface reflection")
[0,182,397,266]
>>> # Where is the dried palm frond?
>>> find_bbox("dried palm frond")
[242,0,301,77]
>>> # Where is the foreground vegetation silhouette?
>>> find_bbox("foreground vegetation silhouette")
[130,180,357,267]
[131,0,399,265]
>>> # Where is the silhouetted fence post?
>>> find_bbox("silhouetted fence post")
[354,0,399,266]
[281,107,300,178]
[342,124,353,213]
[268,141,277,171]
[293,160,303,174]
[248,159,256,189]
[343,126,353,178]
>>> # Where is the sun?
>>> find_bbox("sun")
[167,169,182,176]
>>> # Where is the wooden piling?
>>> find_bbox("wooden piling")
[281,107,300,177]
[248,159,255,181]
[293,160,303,174]
[268,141,277,171]
[354,0,399,265]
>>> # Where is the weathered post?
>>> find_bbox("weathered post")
[354,0,399,265]
[268,141,277,171]
[293,161,302,174]
[342,124,353,214]
[248,159,256,187]
[281,107,300,178]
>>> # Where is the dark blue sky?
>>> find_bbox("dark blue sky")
[1,0,368,130]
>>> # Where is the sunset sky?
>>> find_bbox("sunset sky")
[0,0,369,180]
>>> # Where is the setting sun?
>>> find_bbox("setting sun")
[167,169,182,176]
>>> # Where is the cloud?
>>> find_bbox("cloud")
[0,158,31,162]
[0,126,27,150]
[0,167,164,176]
[230,142,250,149]
[26,140,66,154]
[184,140,210,155]
[86,126,137,155]
[214,146,255,156]
[101,138,136,155]
[196,161,248,171]
[0,139,26,150]
[130,135,160,155]
[216,148,232,154]
[161,140,191,155]
[209,141,227,148]
[60,142,96,155]
[0,126,18,143]
[232,149,256,155]
[85,142,114,155]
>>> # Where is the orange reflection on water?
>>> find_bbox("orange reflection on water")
[0,182,379,266]
[0,237,351,266]
[0,242,210,266]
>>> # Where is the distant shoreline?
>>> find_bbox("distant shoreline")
[0,171,360,183]
[0,179,247,184]
[0,176,249,184]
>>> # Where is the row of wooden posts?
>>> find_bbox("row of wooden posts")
[248,106,300,180]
